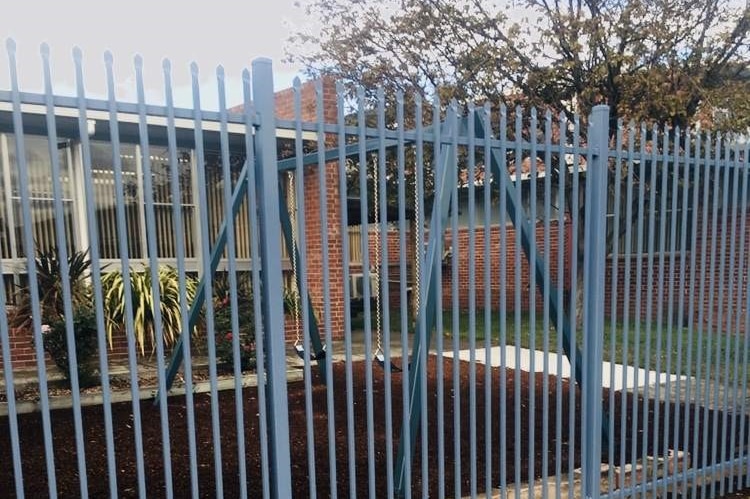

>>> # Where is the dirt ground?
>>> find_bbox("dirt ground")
[1,357,749,498]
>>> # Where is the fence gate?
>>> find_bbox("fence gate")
[1,42,749,499]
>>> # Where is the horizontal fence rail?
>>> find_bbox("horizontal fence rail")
[0,40,749,499]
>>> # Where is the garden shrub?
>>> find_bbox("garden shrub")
[8,248,100,388]
[43,306,99,388]
[212,275,255,371]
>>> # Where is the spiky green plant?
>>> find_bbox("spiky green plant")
[9,248,92,329]
[101,266,197,355]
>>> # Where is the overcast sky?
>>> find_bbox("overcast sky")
[0,0,313,109]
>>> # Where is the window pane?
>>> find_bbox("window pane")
[204,150,252,259]
[7,135,74,258]
[0,137,10,259]
[145,146,194,259]
[90,141,143,259]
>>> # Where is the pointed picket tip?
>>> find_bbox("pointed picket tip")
[72,46,83,63]
[216,65,225,78]
[530,106,538,119]
[414,93,422,106]
[252,57,272,66]
[242,68,250,83]
[104,50,114,65]
[395,89,404,108]
[190,61,199,76]
[334,80,344,95]
[467,101,475,112]
[432,94,441,108]
[133,54,144,70]
[449,98,458,114]
[499,102,507,114]
[162,58,171,72]
[6,37,16,53]
[40,43,50,58]
[292,76,302,88]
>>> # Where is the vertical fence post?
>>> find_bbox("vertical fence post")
[252,57,293,499]
[583,105,610,499]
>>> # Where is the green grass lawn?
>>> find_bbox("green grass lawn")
[448,309,747,384]
[352,304,750,384]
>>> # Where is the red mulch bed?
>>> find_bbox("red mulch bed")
[1,357,749,497]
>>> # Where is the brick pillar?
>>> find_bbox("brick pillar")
[301,162,345,338]
[275,78,346,339]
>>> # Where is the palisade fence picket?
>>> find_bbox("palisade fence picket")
[0,40,749,499]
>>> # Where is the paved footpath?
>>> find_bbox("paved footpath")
[444,346,682,391]
[444,346,750,412]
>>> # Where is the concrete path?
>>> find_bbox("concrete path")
[442,346,683,391]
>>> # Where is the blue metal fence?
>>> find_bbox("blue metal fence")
[0,41,749,498]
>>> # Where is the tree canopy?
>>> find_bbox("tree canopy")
[289,0,749,134]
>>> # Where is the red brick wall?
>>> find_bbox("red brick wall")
[300,162,346,339]
[348,228,415,308]
[0,318,309,372]
[0,327,48,370]
[441,220,573,311]
[274,76,337,124]
[604,211,750,333]
[108,333,130,362]
[0,325,132,371]
[342,211,749,337]
[347,220,573,312]
[277,77,346,339]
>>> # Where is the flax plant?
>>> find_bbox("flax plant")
[101,266,197,355]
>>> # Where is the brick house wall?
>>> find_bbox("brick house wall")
[276,77,348,339]
[2,327,49,370]
[2,77,342,370]
[348,228,416,310]
[441,221,573,312]
[432,211,748,332]
[347,211,748,338]
[4,74,749,370]
[604,211,750,333]
[3,315,304,371]
[348,220,573,312]
[1,325,131,371]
